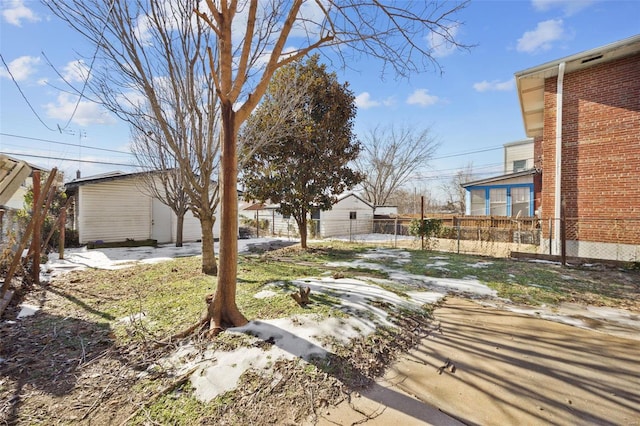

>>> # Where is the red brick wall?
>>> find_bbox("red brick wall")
[540,53,640,244]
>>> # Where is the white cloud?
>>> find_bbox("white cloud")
[45,93,116,127]
[0,55,40,81]
[355,92,380,109]
[382,97,396,107]
[427,24,460,58]
[473,79,515,92]
[517,19,565,53]
[406,89,438,107]
[2,0,40,26]
[62,60,90,84]
[531,0,596,16]
[290,0,327,38]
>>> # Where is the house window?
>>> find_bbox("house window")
[511,187,530,217]
[470,189,485,215]
[349,211,357,220]
[489,188,507,215]
[513,159,527,173]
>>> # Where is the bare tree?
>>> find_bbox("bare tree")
[47,0,221,274]
[355,125,439,207]
[49,0,471,334]
[441,162,474,214]
[194,0,470,333]
[130,124,191,248]
[385,186,437,215]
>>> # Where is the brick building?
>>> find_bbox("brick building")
[515,35,640,261]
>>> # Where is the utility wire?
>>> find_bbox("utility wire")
[47,0,117,132]
[432,145,502,160]
[0,151,137,167]
[0,132,133,155]
[0,54,58,132]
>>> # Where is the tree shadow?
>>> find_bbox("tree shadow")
[397,300,640,425]
[0,310,114,424]
[232,319,463,424]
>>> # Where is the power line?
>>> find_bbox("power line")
[42,0,118,132]
[432,145,503,160]
[0,132,133,155]
[0,54,57,132]
[0,151,137,167]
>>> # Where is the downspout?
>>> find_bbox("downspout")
[553,62,566,255]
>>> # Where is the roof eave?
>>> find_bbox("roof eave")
[515,34,640,138]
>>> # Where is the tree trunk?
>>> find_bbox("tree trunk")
[175,212,184,248]
[297,208,308,249]
[208,101,248,334]
[200,214,217,275]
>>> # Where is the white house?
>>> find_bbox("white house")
[64,171,210,245]
[244,193,375,239]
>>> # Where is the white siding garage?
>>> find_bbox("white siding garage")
[68,171,216,245]
[78,180,152,243]
[318,193,374,237]
[241,193,374,239]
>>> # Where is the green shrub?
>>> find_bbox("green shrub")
[408,218,442,250]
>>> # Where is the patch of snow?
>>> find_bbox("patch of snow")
[16,304,39,319]
[326,257,496,297]
[330,234,414,243]
[161,313,379,402]
[407,291,447,305]
[425,260,449,268]
[118,312,147,324]
[468,261,493,268]
[482,301,640,341]
[254,290,278,299]
[191,346,275,402]
[528,259,561,265]
[46,238,296,274]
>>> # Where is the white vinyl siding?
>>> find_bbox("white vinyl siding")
[78,181,151,243]
[177,210,204,241]
[319,194,373,237]
[75,175,214,244]
[504,140,533,173]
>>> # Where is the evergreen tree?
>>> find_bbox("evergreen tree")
[241,55,363,248]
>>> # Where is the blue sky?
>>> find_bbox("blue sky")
[1,0,639,202]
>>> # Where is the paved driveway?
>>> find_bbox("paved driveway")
[319,298,640,425]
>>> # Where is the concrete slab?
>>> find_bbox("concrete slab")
[321,298,640,425]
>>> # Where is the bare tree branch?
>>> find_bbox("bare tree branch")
[355,124,440,206]
[47,0,222,273]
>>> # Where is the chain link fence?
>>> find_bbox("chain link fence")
[541,217,640,262]
[316,217,542,258]
[251,215,639,262]
[0,209,24,249]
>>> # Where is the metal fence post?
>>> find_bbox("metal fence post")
[394,216,398,248]
[456,217,461,254]
[548,218,553,256]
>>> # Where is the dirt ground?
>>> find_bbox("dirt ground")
[318,297,640,426]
